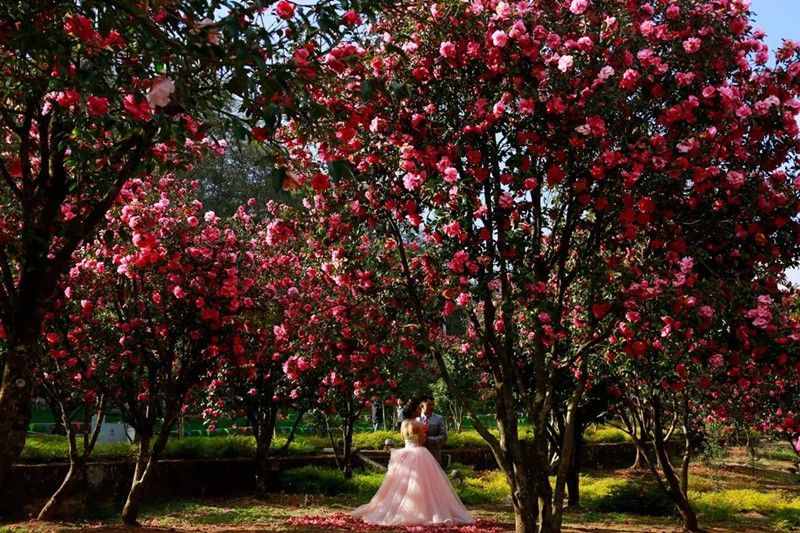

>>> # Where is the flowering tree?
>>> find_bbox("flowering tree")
[55,176,270,525]
[0,0,388,492]
[275,196,406,478]
[202,204,312,493]
[33,290,115,520]
[282,1,800,531]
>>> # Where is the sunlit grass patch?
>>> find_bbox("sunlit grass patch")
[692,488,800,529]
[583,425,631,443]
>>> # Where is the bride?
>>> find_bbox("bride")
[352,398,474,526]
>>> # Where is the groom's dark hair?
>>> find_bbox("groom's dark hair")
[420,394,434,402]
[401,398,421,420]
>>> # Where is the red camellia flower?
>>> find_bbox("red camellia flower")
[86,95,109,116]
[64,14,98,44]
[122,94,152,121]
[275,0,295,19]
[251,127,269,141]
[55,89,80,108]
[310,173,330,192]
[342,10,361,26]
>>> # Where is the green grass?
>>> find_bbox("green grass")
[144,499,293,526]
[691,488,800,529]
[583,425,631,444]
[143,467,800,530]
[761,444,799,463]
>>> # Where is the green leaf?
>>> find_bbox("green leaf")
[360,78,374,100]
[327,160,354,181]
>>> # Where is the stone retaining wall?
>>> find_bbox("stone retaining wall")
[4,441,674,518]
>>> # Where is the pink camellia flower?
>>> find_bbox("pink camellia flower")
[275,0,295,19]
[310,173,330,192]
[439,40,457,59]
[492,100,506,116]
[403,172,423,191]
[666,4,681,20]
[698,305,715,319]
[557,54,574,72]
[683,37,702,54]
[491,30,508,48]
[620,69,640,90]
[64,14,97,43]
[186,216,199,227]
[86,95,109,116]
[569,0,589,15]
[598,65,615,81]
[736,104,752,118]
[147,77,175,108]
[443,166,460,183]
[727,170,746,189]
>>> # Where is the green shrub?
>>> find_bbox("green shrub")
[447,430,490,448]
[588,480,676,517]
[276,466,382,497]
[352,430,401,450]
[583,425,630,444]
[162,436,255,459]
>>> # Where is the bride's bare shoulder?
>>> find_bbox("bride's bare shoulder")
[400,419,421,432]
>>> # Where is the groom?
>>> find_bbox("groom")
[418,395,447,464]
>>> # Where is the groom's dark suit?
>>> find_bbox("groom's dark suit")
[419,413,447,464]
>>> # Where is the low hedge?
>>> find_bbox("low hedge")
[21,425,627,463]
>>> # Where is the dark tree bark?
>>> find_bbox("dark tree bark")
[121,403,179,526]
[37,397,106,520]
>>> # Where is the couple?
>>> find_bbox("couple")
[352,396,474,526]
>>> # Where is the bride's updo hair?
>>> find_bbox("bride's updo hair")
[401,398,421,420]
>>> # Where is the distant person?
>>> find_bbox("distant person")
[394,398,404,430]
[370,397,383,431]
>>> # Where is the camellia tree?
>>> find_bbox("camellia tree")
[281,1,800,531]
[0,0,389,493]
[202,203,313,493]
[603,268,800,529]
[273,192,406,479]
[33,291,115,520]
[56,175,274,525]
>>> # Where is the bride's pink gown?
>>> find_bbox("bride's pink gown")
[352,435,474,526]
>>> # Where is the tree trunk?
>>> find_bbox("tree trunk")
[652,398,700,533]
[121,431,152,526]
[0,334,36,498]
[37,458,87,520]
[631,445,644,469]
[121,412,176,525]
[507,459,558,533]
[342,415,355,479]
[253,410,277,494]
[567,433,582,508]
